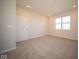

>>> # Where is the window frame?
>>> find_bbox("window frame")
[55,16,70,30]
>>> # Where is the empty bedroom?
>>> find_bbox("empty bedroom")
[0,0,78,59]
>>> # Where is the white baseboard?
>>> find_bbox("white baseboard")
[48,34,77,40]
[16,34,46,42]
[29,34,46,39]
[0,47,16,54]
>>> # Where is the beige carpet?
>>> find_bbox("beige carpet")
[1,36,78,59]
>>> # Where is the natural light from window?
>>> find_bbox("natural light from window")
[55,16,70,30]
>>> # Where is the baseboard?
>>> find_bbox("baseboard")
[16,34,46,42]
[0,47,16,54]
[48,34,77,40]
[29,34,46,39]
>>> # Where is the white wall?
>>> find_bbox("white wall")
[16,15,29,42]
[16,7,48,42]
[48,10,78,40]
[0,0,16,53]
[16,7,78,42]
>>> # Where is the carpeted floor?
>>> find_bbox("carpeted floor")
[1,36,78,59]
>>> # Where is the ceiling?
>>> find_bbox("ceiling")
[16,0,78,16]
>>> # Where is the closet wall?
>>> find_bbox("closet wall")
[16,7,48,42]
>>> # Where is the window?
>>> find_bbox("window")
[55,17,61,30]
[55,16,70,30]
